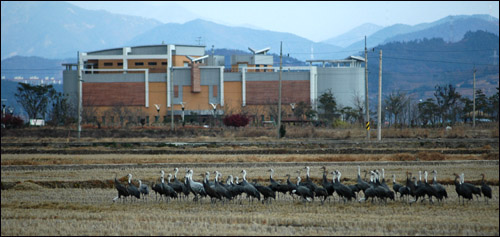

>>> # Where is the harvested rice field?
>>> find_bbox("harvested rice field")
[1,154,498,236]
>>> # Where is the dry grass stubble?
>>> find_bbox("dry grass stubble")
[1,186,498,236]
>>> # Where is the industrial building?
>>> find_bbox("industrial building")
[63,44,365,126]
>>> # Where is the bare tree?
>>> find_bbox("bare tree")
[351,91,365,125]
[105,103,134,127]
[81,94,99,126]
[384,91,408,128]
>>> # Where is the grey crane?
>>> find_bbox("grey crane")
[138,179,149,201]
[253,182,275,204]
[379,169,390,190]
[226,175,244,199]
[391,174,403,199]
[112,173,129,202]
[431,170,447,202]
[460,173,482,200]
[127,173,141,201]
[320,167,335,197]
[285,174,298,199]
[159,171,176,202]
[479,174,492,204]
[372,170,394,204]
[172,168,190,199]
[186,169,206,202]
[453,173,473,205]
[202,171,221,203]
[240,170,261,202]
[214,171,233,202]
[292,176,314,203]
[459,173,474,204]
[269,168,288,198]
[355,166,370,195]
[151,179,163,201]
[358,171,377,203]
[302,166,320,193]
[332,170,355,203]
[166,174,179,199]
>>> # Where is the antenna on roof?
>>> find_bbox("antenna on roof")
[248,47,270,55]
[186,55,209,64]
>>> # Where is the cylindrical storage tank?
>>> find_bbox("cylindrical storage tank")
[316,67,365,109]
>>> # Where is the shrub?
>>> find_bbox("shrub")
[1,114,25,128]
[223,114,249,128]
[279,124,286,138]
[331,119,348,128]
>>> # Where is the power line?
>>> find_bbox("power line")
[366,55,499,66]
[1,68,63,71]
[379,48,499,53]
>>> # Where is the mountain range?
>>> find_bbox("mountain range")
[1,1,161,60]
[1,1,498,113]
[2,1,498,62]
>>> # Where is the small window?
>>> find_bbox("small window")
[161,62,168,65]
[102,116,106,125]
[183,62,189,67]
[146,116,150,124]
[118,62,123,66]
[155,116,159,122]
[103,62,113,66]
[135,62,144,66]
[148,62,157,66]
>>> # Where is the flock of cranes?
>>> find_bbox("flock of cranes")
[113,166,493,205]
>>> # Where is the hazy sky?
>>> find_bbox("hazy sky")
[68,1,499,42]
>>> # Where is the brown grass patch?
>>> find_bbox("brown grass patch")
[481,153,499,160]
[389,153,415,161]
[416,152,446,161]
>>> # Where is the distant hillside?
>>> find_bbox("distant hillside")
[343,15,499,57]
[1,1,161,59]
[322,23,383,48]
[364,30,499,101]
[127,19,345,62]
[385,16,499,44]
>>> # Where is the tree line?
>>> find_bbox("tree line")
[6,82,498,129]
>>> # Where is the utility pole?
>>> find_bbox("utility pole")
[365,36,370,140]
[473,66,476,128]
[170,67,174,130]
[277,41,283,139]
[377,50,382,141]
[77,51,82,140]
